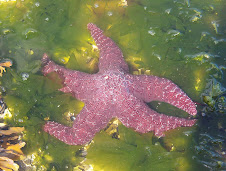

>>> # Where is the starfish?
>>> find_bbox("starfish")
[42,23,197,145]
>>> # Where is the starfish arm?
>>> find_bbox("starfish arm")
[87,23,129,73]
[116,95,196,137]
[126,74,197,116]
[42,53,95,100]
[42,53,82,78]
[44,101,112,145]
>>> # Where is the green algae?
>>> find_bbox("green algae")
[0,0,225,170]
[85,125,202,171]
[3,73,82,169]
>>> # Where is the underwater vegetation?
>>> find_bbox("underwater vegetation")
[0,97,25,171]
[0,125,25,171]
[0,0,225,170]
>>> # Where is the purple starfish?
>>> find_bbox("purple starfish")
[42,23,197,145]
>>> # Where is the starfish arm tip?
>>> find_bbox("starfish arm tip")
[42,53,50,65]
[87,23,95,30]
[190,107,197,116]
[187,118,197,126]
[43,121,52,132]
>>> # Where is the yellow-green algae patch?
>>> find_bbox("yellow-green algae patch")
[85,125,200,171]
[3,74,83,169]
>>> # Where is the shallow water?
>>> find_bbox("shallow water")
[0,0,225,170]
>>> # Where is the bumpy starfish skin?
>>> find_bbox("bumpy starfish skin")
[42,23,197,145]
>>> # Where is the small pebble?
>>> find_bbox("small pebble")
[21,73,29,81]
[70,116,76,121]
